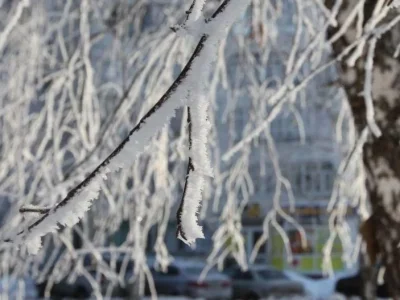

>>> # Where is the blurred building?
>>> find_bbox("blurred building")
[153,3,358,275]
[221,5,358,275]
[102,2,359,276]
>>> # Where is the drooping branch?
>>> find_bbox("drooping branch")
[176,107,195,243]
[176,92,213,245]
[7,0,250,254]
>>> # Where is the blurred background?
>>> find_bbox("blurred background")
[0,0,395,299]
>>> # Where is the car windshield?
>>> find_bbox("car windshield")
[256,269,288,280]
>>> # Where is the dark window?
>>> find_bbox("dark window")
[322,161,335,192]
[295,170,302,193]
[151,265,180,276]
[252,231,267,253]
[115,260,134,273]
[167,266,180,276]
[315,175,321,192]
[232,270,253,280]
[305,162,317,192]
[256,269,287,280]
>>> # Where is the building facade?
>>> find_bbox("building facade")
[161,3,358,275]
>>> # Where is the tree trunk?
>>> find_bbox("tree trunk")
[327,1,400,299]
[360,217,379,299]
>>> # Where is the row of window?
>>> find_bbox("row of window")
[251,161,335,197]
[233,105,301,143]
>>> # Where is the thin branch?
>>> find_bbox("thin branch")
[19,206,50,214]
[176,107,195,243]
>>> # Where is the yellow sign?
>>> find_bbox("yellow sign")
[270,226,344,273]
[282,206,323,216]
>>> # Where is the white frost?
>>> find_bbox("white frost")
[175,0,250,246]
[11,0,250,254]
[178,97,214,245]
[190,97,213,177]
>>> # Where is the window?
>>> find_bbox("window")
[232,269,253,280]
[152,266,180,276]
[184,266,204,275]
[167,266,180,276]
[321,162,335,191]
[295,169,302,193]
[270,113,300,142]
[305,163,314,192]
[283,161,336,196]
[314,173,322,192]
[288,229,313,253]
[256,269,287,280]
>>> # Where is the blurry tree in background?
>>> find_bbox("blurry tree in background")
[327,0,400,298]
[0,0,398,299]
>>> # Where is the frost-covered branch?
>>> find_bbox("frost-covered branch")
[1,0,397,296]
[177,95,213,245]
[6,0,250,254]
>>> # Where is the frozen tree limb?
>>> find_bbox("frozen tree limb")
[19,205,50,214]
[2,1,395,296]
[177,95,213,245]
[176,107,197,244]
[6,0,250,254]
[0,0,30,55]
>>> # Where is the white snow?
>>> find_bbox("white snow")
[10,0,251,254]
[176,0,250,246]
[178,97,214,245]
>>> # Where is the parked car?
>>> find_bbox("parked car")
[284,270,337,299]
[224,265,305,299]
[37,252,138,298]
[335,270,390,298]
[37,272,94,299]
[0,275,38,299]
[149,259,232,299]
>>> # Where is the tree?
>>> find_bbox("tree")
[326,0,400,298]
[0,0,399,299]
[0,0,252,298]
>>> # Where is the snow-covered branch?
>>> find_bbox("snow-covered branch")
[7,0,250,254]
